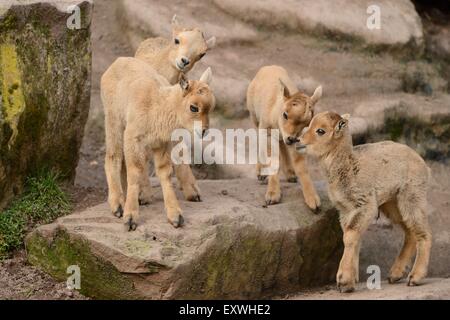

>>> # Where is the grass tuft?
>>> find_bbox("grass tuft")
[0,171,71,258]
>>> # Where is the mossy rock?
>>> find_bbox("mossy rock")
[353,94,450,161]
[0,1,93,209]
[26,179,343,299]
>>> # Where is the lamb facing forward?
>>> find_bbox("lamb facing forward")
[101,15,216,223]
[102,57,215,230]
[134,15,216,204]
[298,111,432,292]
[135,15,216,84]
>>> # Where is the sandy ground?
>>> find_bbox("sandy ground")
[286,278,450,300]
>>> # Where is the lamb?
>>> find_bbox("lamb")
[101,57,215,230]
[101,15,216,217]
[246,65,323,210]
[298,111,432,292]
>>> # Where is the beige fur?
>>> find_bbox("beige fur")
[134,16,215,204]
[299,111,432,292]
[247,65,323,210]
[101,57,215,230]
[102,16,216,218]
[135,15,216,85]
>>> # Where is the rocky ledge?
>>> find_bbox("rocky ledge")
[26,179,342,299]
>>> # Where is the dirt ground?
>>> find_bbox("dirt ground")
[0,0,449,300]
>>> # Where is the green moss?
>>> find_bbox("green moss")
[0,43,26,146]
[27,229,142,300]
[365,109,450,161]
[0,171,70,258]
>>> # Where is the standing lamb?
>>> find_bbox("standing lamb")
[102,57,215,230]
[135,15,216,84]
[298,111,432,292]
[101,15,216,217]
[247,65,323,210]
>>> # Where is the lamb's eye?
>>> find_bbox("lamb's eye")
[174,38,180,45]
[199,52,206,59]
[283,112,288,120]
[316,128,326,136]
[190,105,199,113]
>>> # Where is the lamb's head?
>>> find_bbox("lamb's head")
[171,15,216,73]
[297,111,351,157]
[278,80,322,147]
[178,67,215,137]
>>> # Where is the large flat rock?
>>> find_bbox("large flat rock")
[26,179,342,299]
[214,0,423,48]
[119,0,259,50]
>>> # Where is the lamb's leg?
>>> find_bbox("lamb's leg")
[397,192,432,286]
[337,206,376,293]
[389,225,416,283]
[288,148,320,212]
[175,164,201,202]
[153,147,184,228]
[105,126,125,218]
[123,140,146,231]
[138,159,152,205]
[265,168,281,206]
[256,125,271,184]
[380,200,417,283]
[280,142,297,183]
[408,218,431,286]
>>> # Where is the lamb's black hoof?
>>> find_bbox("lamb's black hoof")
[287,177,298,183]
[124,217,138,232]
[257,175,268,184]
[113,205,123,218]
[187,194,202,202]
[139,199,151,206]
[169,215,184,228]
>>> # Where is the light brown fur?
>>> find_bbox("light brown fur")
[101,57,215,230]
[135,15,216,85]
[102,16,216,218]
[299,111,432,292]
[247,65,323,210]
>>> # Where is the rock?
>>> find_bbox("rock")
[118,0,259,50]
[352,93,450,160]
[427,26,450,62]
[213,0,424,48]
[0,0,92,208]
[26,179,343,299]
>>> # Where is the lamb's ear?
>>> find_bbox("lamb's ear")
[279,79,290,99]
[179,73,189,93]
[206,36,216,49]
[199,67,213,85]
[334,116,349,136]
[310,85,322,105]
[171,14,182,34]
